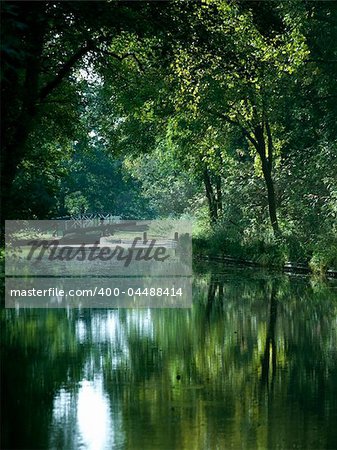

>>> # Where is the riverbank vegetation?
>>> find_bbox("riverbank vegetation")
[1,0,336,272]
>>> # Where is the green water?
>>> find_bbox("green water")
[1,264,337,449]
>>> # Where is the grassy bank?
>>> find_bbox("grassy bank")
[193,223,337,277]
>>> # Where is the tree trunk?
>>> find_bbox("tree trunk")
[203,169,218,224]
[1,3,46,220]
[261,156,279,236]
[254,124,280,236]
[216,175,222,216]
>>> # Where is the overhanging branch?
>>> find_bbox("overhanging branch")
[39,42,93,101]
[101,50,144,72]
[38,39,145,103]
[208,108,259,149]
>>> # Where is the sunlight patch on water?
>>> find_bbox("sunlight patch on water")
[51,377,124,450]
[77,378,113,450]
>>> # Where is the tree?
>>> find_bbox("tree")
[165,0,309,235]
[0,0,172,219]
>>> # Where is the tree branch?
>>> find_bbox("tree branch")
[101,50,145,72]
[38,40,145,104]
[38,42,93,101]
[208,108,259,149]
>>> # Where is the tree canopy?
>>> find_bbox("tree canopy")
[1,0,336,270]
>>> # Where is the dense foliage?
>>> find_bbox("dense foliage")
[1,0,336,271]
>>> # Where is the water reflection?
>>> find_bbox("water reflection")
[260,283,277,388]
[1,265,337,449]
[51,377,119,450]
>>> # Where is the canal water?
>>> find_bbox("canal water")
[1,263,337,449]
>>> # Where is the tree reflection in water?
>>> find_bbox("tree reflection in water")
[1,266,337,449]
[260,283,278,389]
